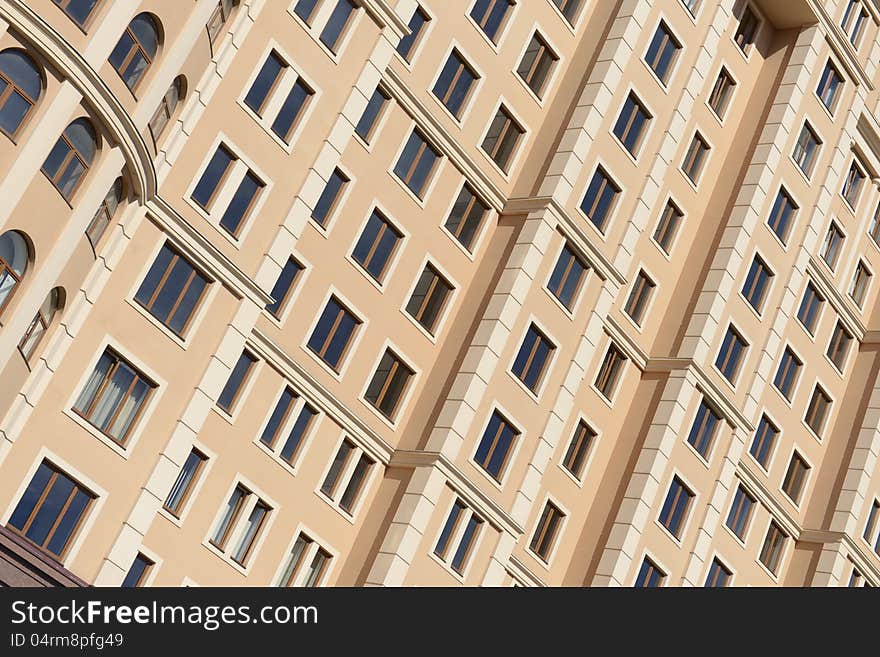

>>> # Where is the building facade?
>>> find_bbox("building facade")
[0,0,879,588]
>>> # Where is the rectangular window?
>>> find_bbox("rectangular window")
[266,258,304,318]
[433,50,479,119]
[53,0,100,27]
[469,0,514,43]
[210,485,270,566]
[773,347,802,401]
[474,410,519,481]
[207,0,236,44]
[581,166,621,232]
[797,282,824,335]
[817,60,844,112]
[715,326,747,384]
[741,255,773,313]
[726,485,756,539]
[705,558,732,587]
[434,499,483,575]
[244,52,314,143]
[759,521,787,575]
[659,476,694,539]
[278,533,332,587]
[849,567,864,587]
[73,349,154,445]
[682,133,710,184]
[271,77,314,142]
[653,200,683,253]
[394,130,441,198]
[260,387,318,464]
[734,6,759,53]
[517,33,558,97]
[8,460,95,558]
[191,145,235,210]
[782,452,810,504]
[850,260,872,307]
[870,203,880,245]
[767,187,797,244]
[686,400,721,459]
[635,557,665,587]
[320,440,375,514]
[355,87,390,143]
[864,500,879,544]
[231,500,270,565]
[842,0,869,47]
[135,244,210,337]
[708,68,736,118]
[406,264,453,335]
[293,0,319,24]
[512,324,555,393]
[793,123,821,177]
[211,485,247,549]
[624,270,655,326]
[319,0,357,54]
[562,420,596,479]
[827,322,853,371]
[645,21,681,84]
[595,344,627,400]
[365,350,414,421]
[122,553,153,588]
[530,501,565,562]
[613,93,651,157]
[805,385,832,438]
[481,106,525,173]
[307,297,361,371]
[684,0,701,16]
[548,243,588,309]
[445,184,488,251]
[219,171,263,237]
[821,222,844,270]
[217,350,257,413]
[843,160,866,208]
[552,0,583,25]
[397,5,430,61]
[164,448,207,516]
[749,414,779,469]
[311,168,349,227]
[351,209,402,283]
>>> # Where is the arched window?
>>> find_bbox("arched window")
[41,118,97,201]
[0,231,29,316]
[109,13,160,91]
[87,177,123,248]
[19,287,63,361]
[53,0,100,27]
[207,0,239,44]
[148,76,184,145]
[0,49,42,139]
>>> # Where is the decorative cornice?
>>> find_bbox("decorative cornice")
[799,529,880,585]
[603,316,649,371]
[506,556,547,588]
[357,0,410,38]
[809,0,875,92]
[736,461,803,540]
[806,256,867,341]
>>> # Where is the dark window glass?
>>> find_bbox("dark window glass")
[135,244,209,336]
[715,326,747,384]
[686,400,721,459]
[827,322,853,371]
[109,13,160,91]
[244,52,285,116]
[581,167,620,232]
[511,324,555,392]
[307,297,361,371]
[645,21,680,84]
[41,119,97,201]
[705,558,732,587]
[742,255,773,313]
[817,60,843,112]
[293,0,319,24]
[217,351,257,413]
[219,171,263,237]
[266,258,304,317]
[749,414,779,469]
[444,184,488,251]
[797,282,823,335]
[562,421,596,479]
[793,123,820,177]
[767,188,797,244]
[759,521,787,574]
[708,68,735,118]
[191,145,235,209]
[311,168,349,227]
[319,0,357,54]
[405,264,453,334]
[734,6,759,52]
[351,210,402,283]
[658,476,694,538]
[271,78,314,142]
[517,33,558,97]
[122,553,153,587]
[552,0,583,24]
[364,350,414,420]
[529,502,564,561]
[481,106,524,172]
[595,344,626,399]
[469,0,514,43]
[53,0,100,27]
[613,94,651,156]
[547,243,588,309]
[0,49,42,138]
[164,448,207,516]
[393,130,440,198]
[782,453,810,504]
[433,50,478,118]
[474,410,519,480]
[624,270,655,325]
[725,485,755,539]
[355,87,390,142]
[653,200,683,253]
[397,6,430,61]
[635,557,665,587]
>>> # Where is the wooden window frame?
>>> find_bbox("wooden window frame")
[406,264,453,334]
[659,476,694,539]
[210,484,249,551]
[434,50,478,119]
[396,130,440,198]
[111,19,157,93]
[517,32,558,97]
[781,452,810,504]
[595,344,626,399]
[529,501,564,562]
[482,105,524,172]
[192,145,237,212]
[759,521,787,574]
[581,166,620,231]
[805,385,832,437]
[624,270,655,325]
[475,410,520,481]
[645,21,680,84]
[708,68,736,118]
[365,350,415,420]
[135,244,210,338]
[511,324,555,392]
[653,200,683,253]
[773,347,802,400]
[562,420,596,479]
[547,243,588,309]
[0,55,41,140]
[217,351,257,414]
[827,321,852,371]
[41,125,95,202]
[309,297,361,372]
[352,210,402,283]
[682,133,709,183]
[726,485,756,539]
[470,0,514,44]
[163,448,207,517]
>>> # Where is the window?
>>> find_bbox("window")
[864,500,879,544]
[842,160,866,209]
[397,5,430,61]
[511,324,555,393]
[805,385,832,437]
[355,87,390,143]
[562,420,596,479]
[659,476,694,539]
[319,0,357,54]
[73,349,154,444]
[0,49,41,139]
[548,243,588,309]
[474,410,519,481]
[164,448,207,517]
[445,184,488,251]
[207,0,237,44]
[41,118,97,201]
[0,232,30,317]
[393,130,440,198]
[19,288,60,362]
[135,244,209,337]
[191,145,234,209]
[481,106,524,173]
[53,0,99,27]
[773,347,802,401]
[210,484,271,566]
[244,53,314,143]
[433,50,479,119]
[749,414,779,469]
[552,0,583,25]
[87,178,123,248]
[817,60,844,112]
[191,145,264,238]
[842,0,869,48]
[311,168,349,227]
[734,6,759,53]
[308,296,361,371]
[581,166,620,232]
[741,255,773,313]
[122,553,154,587]
[850,260,872,307]
[595,344,627,400]
[797,282,823,334]
[708,68,735,118]
[148,76,183,145]
[216,351,257,413]
[767,187,797,244]
[320,439,375,514]
[260,387,318,464]
[351,210,402,283]
[266,258,304,317]
[624,270,655,325]
[469,0,514,43]
[705,558,732,587]
[686,400,721,459]
[782,452,810,504]
[759,521,787,574]
[635,557,665,587]
[870,202,880,245]
[530,501,564,562]
[821,222,844,270]
[293,0,319,25]
[8,461,95,559]
[278,533,332,587]
[517,33,558,97]
[109,13,160,91]
[613,93,651,157]
[827,322,852,371]
[793,123,820,177]
[715,326,747,384]
[434,499,483,575]
[683,0,701,16]
[365,350,414,420]
[645,22,681,84]
[682,133,709,183]
[653,200,683,253]
[406,264,453,334]
[726,485,755,539]
[849,567,865,587]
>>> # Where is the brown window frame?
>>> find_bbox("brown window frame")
[562,420,596,479]
[653,200,683,254]
[433,50,478,118]
[406,264,453,334]
[210,484,249,551]
[734,6,760,53]
[192,144,237,213]
[0,52,41,141]
[594,343,627,400]
[850,260,872,307]
[395,130,440,198]
[708,67,736,118]
[135,244,210,338]
[41,123,96,202]
[53,0,101,29]
[827,321,853,371]
[111,20,157,94]
[481,105,525,173]
[517,32,558,97]
[529,501,565,562]
[474,411,520,482]
[207,0,236,45]
[805,385,832,438]
[624,270,655,325]
[365,350,415,421]
[682,132,709,183]
[781,452,810,505]
[759,521,788,574]
[163,448,207,518]
[309,297,361,372]
[216,350,258,414]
